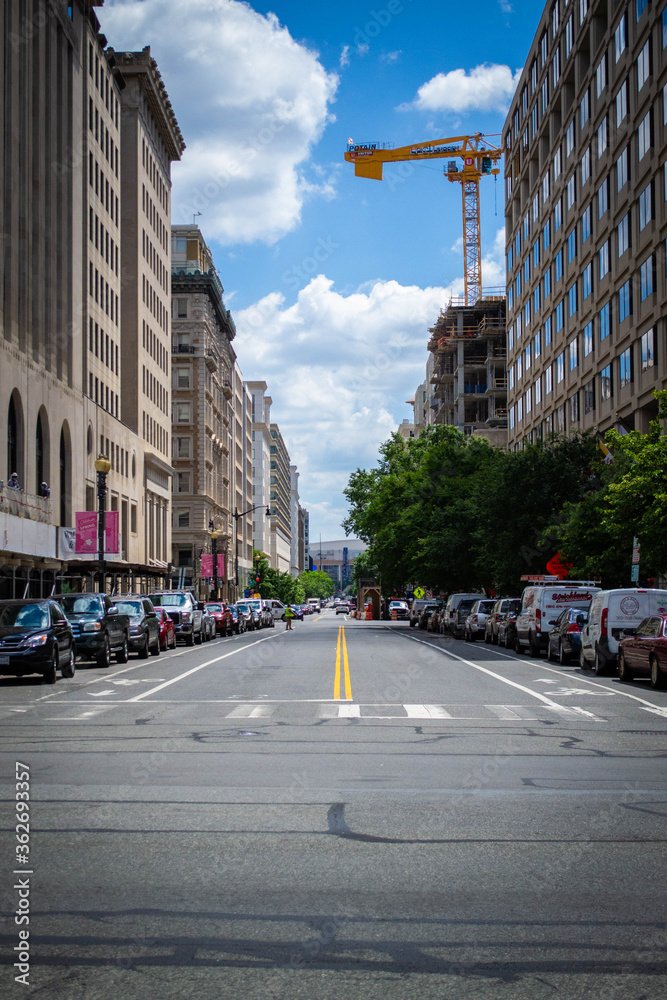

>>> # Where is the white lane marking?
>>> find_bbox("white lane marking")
[485,645,667,711]
[88,690,115,697]
[404,704,453,719]
[225,705,273,718]
[533,679,558,684]
[46,707,113,720]
[405,635,573,710]
[128,633,280,702]
[547,687,616,697]
[337,703,361,718]
[642,706,667,718]
[486,705,523,720]
[566,707,605,720]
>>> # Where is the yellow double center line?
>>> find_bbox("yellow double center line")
[334,625,352,700]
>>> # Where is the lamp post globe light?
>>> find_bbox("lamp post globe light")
[234,504,270,597]
[94,455,111,594]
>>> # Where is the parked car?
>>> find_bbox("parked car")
[237,602,260,630]
[204,602,233,636]
[418,604,440,630]
[514,582,599,657]
[201,606,216,641]
[261,600,279,626]
[0,599,76,683]
[227,604,246,635]
[388,600,410,620]
[428,608,443,632]
[498,605,521,649]
[580,588,667,675]
[546,607,589,664]
[409,598,434,628]
[114,598,160,658]
[618,614,667,688]
[444,594,481,639]
[243,598,272,628]
[56,592,130,667]
[485,598,521,644]
[464,598,497,641]
[149,591,204,646]
[155,607,176,650]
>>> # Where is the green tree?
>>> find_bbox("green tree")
[298,570,334,599]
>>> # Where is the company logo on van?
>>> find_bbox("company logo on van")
[551,590,593,602]
[620,596,640,616]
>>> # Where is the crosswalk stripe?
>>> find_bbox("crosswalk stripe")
[404,704,453,718]
[486,705,524,720]
[225,705,273,718]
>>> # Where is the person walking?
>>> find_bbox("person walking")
[284,605,295,631]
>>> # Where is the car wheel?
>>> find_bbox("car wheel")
[170,633,176,649]
[96,636,111,669]
[195,627,203,645]
[514,635,523,654]
[594,650,608,676]
[150,635,160,656]
[559,641,569,666]
[529,634,541,658]
[484,628,491,644]
[579,647,588,669]
[546,640,553,662]
[61,646,76,679]
[618,651,633,683]
[650,656,665,690]
[115,636,129,663]
[492,632,498,645]
[43,650,58,684]
[138,635,149,659]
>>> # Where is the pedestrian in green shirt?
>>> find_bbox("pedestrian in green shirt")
[284,606,295,630]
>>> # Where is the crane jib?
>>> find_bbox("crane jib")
[410,145,461,156]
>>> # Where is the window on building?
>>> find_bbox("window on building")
[176,436,191,459]
[584,321,593,357]
[553,47,561,86]
[600,363,613,400]
[600,301,611,340]
[176,298,187,318]
[555,198,563,231]
[556,352,565,383]
[579,0,589,20]
[534,329,542,359]
[569,337,578,369]
[541,31,549,67]
[599,240,610,279]
[567,174,576,210]
[532,192,540,223]
[525,344,532,371]
[524,257,530,284]
[509,364,515,390]
[542,170,550,204]
[636,0,647,21]
[641,328,656,370]
[533,240,540,268]
[582,204,591,243]
[637,39,650,90]
[509,405,515,430]
[583,262,592,300]
[556,300,564,333]
[175,403,191,423]
[597,177,608,217]
[174,366,190,389]
[526,387,532,415]
[565,15,574,57]
[543,219,551,249]
[616,81,628,126]
[596,54,606,97]
[524,300,531,328]
[580,90,590,128]
[597,117,607,158]
[664,8,667,49]
[535,376,542,405]
[534,285,541,315]
[544,267,552,299]
[614,15,626,61]
[568,283,577,317]
[640,256,654,300]
[554,147,562,179]
[176,472,190,493]
[517,355,523,380]
[618,280,631,322]
[619,347,633,387]
[541,78,549,115]
[618,214,629,256]
[555,249,563,282]
[569,391,580,423]
[583,379,595,414]
[177,510,190,528]
[638,111,652,160]
[639,183,652,231]
[617,147,628,190]
[545,364,553,394]
[567,229,577,262]
[544,315,552,346]
[566,119,575,157]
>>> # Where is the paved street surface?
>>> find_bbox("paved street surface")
[2,610,667,1000]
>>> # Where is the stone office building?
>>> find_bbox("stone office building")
[505,0,667,448]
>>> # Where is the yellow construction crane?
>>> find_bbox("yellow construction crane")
[344,134,502,307]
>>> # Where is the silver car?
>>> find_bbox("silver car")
[464,599,498,642]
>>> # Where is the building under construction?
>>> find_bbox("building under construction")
[428,295,507,445]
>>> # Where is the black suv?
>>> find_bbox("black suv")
[114,597,161,658]
[149,591,204,645]
[55,593,130,667]
[0,599,76,683]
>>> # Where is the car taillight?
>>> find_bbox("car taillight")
[566,623,580,634]
[535,607,542,632]
[601,607,608,635]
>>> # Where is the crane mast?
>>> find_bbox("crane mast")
[344,134,502,307]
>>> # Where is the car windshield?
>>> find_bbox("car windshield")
[479,601,496,612]
[60,596,104,616]
[458,600,476,613]
[237,604,250,612]
[0,603,50,629]
[115,601,143,618]
[206,604,223,612]
[245,600,261,609]
[151,594,188,607]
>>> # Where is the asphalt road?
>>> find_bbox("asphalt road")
[2,610,667,1000]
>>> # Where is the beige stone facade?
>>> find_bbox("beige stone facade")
[505,0,667,446]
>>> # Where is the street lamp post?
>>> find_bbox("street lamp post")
[94,455,111,594]
[209,519,220,600]
[234,504,270,598]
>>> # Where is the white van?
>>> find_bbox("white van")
[515,582,600,656]
[307,598,321,613]
[580,588,667,674]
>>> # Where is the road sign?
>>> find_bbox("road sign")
[630,564,639,583]
[413,587,425,599]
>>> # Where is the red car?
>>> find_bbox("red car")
[155,607,176,651]
[617,614,667,688]
[204,602,233,636]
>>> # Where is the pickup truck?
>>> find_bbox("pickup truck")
[149,590,205,645]
[55,593,130,667]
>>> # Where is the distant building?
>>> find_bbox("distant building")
[316,539,367,591]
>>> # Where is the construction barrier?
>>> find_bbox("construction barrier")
[365,604,372,621]
[391,609,397,621]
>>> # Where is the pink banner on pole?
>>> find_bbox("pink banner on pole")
[105,511,119,553]
[75,512,98,555]
[201,554,225,578]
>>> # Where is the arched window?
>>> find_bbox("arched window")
[7,391,24,484]
[59,423,72,526]
[35,407,50,494]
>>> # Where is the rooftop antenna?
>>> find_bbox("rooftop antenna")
[192,211,202,225]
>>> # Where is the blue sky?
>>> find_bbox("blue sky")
[102,0,540,540]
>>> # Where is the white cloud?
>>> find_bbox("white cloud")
[404,63,521,114]
[340,44,350,67]
[234,276,451,537]
[102,0,338,245]
[380,50,402,64]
